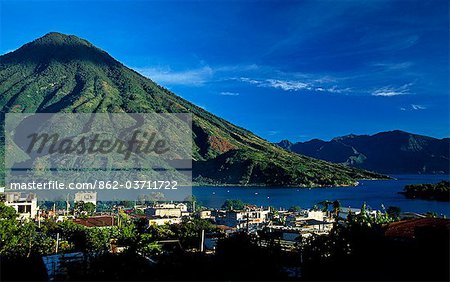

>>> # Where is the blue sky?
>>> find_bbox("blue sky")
[1,0,449,142]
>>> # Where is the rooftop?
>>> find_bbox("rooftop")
[384,218,450,239]
[73,216,115,228]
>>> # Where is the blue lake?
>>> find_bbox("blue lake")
[193,175,450,217]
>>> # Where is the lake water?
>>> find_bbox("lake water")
[193,175,450,217]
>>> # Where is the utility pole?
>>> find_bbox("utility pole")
[55,232,60,254]
[66,193,70,216]
[200,229,205,252]
[246,211,249,234]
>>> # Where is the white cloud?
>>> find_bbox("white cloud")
[220,91,239,96]
[239,77,353,94]
[239,77,311,91]
[399,104,427,111]
[266,79,311,91]
[215,64,259,72]
[372,83,412,96]
[135,66,213,86]
[372,62,413,71]
[327,85,352,94]
[239,77,310,90]
[239,77,260,85]
[411,104,426,110]
[268,131,279,136]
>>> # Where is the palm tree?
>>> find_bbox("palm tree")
[332,200,341,221]
[317,200,332,213]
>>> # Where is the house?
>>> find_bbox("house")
[73,215,116,227]
[74,191,97,206]
[339,207,377,220]
[216,206,270,229]
[42,252,85,281]
[302,219,333,233]
[148,217,182,226]
[286,210,328,227]
[384,218,450,240]
[3,192,38,220]
[145,203,186,218]
[198,210,213,219]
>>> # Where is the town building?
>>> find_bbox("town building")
[286,210,329,227]
[72,215,116,228]
[198,210,213,219]
[216,206,270,230]
[74,191,97,206]
[3,192,38,219]
[148,217,182,226]
[145,203,188,218]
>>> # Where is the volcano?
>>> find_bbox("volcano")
[0,32,386,186]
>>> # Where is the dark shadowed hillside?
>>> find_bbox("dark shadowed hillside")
[0,32,386,186]
[277,130,450,174]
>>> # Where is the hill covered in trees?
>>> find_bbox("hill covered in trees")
[401,181,450,201]
[0,32,385,186]
[277,130,449,174]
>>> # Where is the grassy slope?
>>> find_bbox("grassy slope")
[0,33,387,187]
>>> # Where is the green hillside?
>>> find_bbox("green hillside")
[0,32,387,186]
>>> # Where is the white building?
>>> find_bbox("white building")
[199,210,213,219]
[148,217,182,226]
[3,192,38,220]
[286,210,328,227]
[74,192,97,206]
[145,203,188,218]
[216,206,270,229]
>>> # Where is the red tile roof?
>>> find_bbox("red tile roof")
[216,224,236,231]
[385,218,450,239]
[73,216,115,227]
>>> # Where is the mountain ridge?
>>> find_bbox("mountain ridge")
[277,130,450,174]
[0,32,387,186]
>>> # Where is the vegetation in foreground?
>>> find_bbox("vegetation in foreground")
[1,201,448,281]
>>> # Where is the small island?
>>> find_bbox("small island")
[401,180,450,201]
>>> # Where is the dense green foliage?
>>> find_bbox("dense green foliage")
[0,32,386,187]
[73,201,96,217]
[1,200,448,281]
[13,232,295,281]
[402,180,450,201]
[221,199,247,210]
[301,204,450,281]
[0,202,215,260]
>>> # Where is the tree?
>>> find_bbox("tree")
[0,204,53,258]
[221,199,246,210]
[386,206,401,219]
[288,206,301,212]
[317,200,332,213]
[172,218,216,249]
[332,200,341,220]
[119,200,135,209]
[74,201,96,217]
[0,202,17,219]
